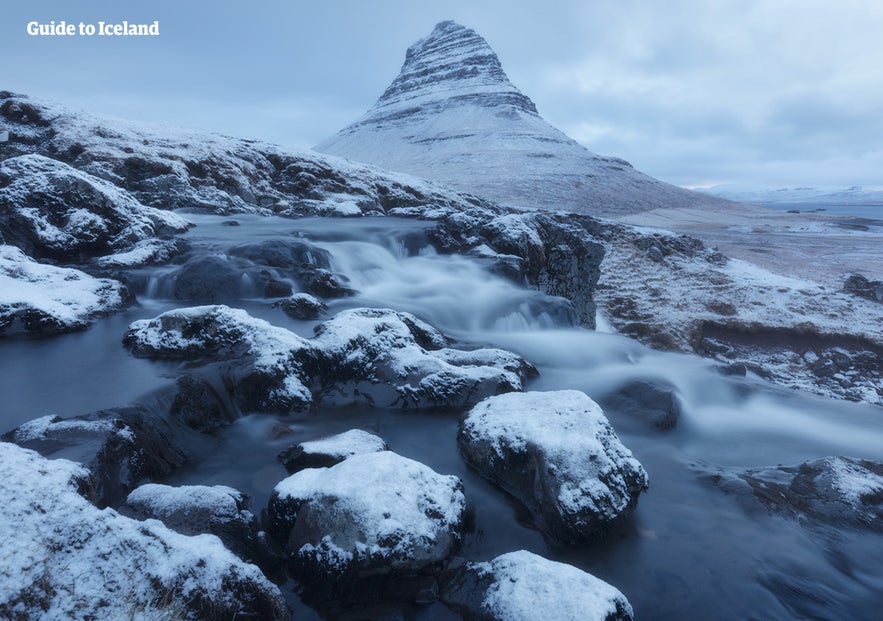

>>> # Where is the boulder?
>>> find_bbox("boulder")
[0,154,189,262]
[0,442,287,621]
[703,456,883,530]
[267,451,465,592]
[278,429,388,473]
[278,292,328,320]
[440,550,634,621]
[458,390,648,543]
[124,305,536,413]
[0,245,131,336]
[123,483,261,561]
[3,408,187,507]
[168,374,236,433]
[600,379,681,430]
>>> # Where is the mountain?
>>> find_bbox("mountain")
[707,184,883,206]
[316,21,731,217]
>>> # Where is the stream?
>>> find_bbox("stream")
[2,213,882,620]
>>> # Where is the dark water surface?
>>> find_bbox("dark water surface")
[2,213,882,620]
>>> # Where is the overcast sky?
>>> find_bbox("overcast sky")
[3,0,882,190]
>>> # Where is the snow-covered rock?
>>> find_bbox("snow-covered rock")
[124,483,261,561]
[268,451,465,584]
[0,244,130,335]
[316,21,731,217]
[703,456,883,530]
[0,442,287,621]
[0,154,189,261]
[277,292,328,319]
[278,428,388,473]
[440,550,634,621]
[459,390,648,543]
[124,305,536,413]
[3,408,187,507]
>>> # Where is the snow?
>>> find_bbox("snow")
[0,245,128,332]
[0,442,284,620]
[126,483,248,523]
[461,390,647,529]
[828,457,883,507]
[95,238,182,267]
[298,429,388,460]
[273,451,464,571]
[472,550,633,621]
[316,21,729,217]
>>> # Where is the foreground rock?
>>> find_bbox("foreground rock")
[124,305,535,413]
[440,550,634,621]
[124,483,261,561]
[0,154,189,262]
[703,456,883,530]
[0,245,130,335]
[0,442,287,621]
[3,408,187,507]
[278,428,388,473]
[459,390,648,543]
[268,451,465,601]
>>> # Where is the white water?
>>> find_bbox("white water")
[2,212,882,620]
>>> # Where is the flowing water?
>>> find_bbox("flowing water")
[2,213,882,620]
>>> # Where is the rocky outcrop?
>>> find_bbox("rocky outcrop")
[702,456,883,530]
[268,451,465,601]
[0,442,288,621]
[0,244,131,336]
[440,551,634,621]
[123,483,262,561]
[278,429,388,473]
[3,408,187,507]
[458,391,648,543]
[843,273,883,303]
[0,154,189,262]
[124,305,536,413]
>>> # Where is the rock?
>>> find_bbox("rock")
[278,292,328,320]
[703,456,883,530]
[440,550,634,621]
[93,237,189,268]
[843,273,883,303]
[168,374,235,433]
[0,154,189,262]
[169,254,254,302]
[458,390,648,543]
[3,408,187,507]
[303,267,356,298]
[278,429,388,473]
[124,305,536,413]
[600,379,681,430]
[0,245,131,336]
[0,442,287,621]
[123,483,261,561]
[267,451,465,600]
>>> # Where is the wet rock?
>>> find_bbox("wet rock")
[278,429,388,473]
[703,456,883,531]
[124,305,536,413]
[267,451,465,602]
[169,374,235,433]
[458,390,648,543]
[170,255,252,302]
[304,268,356,298]
[123,483,261,562]
[0,245,131,336]
[3,407,187,507]
[600,379,682,430]
[278,292,328,320]
[0,154,189,262]
[440,551,634,621]
[0,443,288,621]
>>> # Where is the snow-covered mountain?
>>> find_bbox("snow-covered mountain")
[707,184,883,205]
[316,20,731,217]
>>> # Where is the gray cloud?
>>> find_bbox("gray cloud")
[2,0,882,189]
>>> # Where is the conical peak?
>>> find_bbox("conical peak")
[372,21,538,116]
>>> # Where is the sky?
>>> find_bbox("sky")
[3,0,882,191]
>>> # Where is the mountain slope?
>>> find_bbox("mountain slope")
[316,21,731,217]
